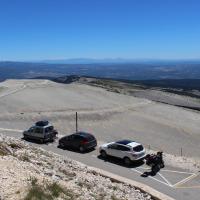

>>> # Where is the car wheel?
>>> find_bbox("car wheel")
[59,142,65,148]
[23,135,28,140]
[79,146,85,153]
[39,138,44,143]
[123,157,131,166]
[100,150,107,158]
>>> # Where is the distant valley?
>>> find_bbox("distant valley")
[1,61,200,95]
[1,61,200,81]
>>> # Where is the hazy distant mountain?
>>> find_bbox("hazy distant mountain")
[41,58,137,64]
[0,60,200,82]
[40,58,200,65]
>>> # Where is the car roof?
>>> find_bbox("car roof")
[32,124,53,129]
[75,131,93,137]
[62,132,93,139]
[116,140,141,148]
[116,140,134,145]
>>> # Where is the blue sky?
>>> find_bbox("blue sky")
[0,0,200,61]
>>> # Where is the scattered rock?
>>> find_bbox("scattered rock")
[0,135,154,200]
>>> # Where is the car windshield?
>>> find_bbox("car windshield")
[85,134,95,141]
[77,132,95,141]
[116,140,134,145]
[45,126,54,133]
[133,145,144,152]
[28,127,34,132]
[35,127,43,134]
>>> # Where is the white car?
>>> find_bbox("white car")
[99,140,146,165]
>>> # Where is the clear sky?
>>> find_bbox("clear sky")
[0,0,200,61]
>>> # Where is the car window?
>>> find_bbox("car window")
[117,145,130,151]
[133,145,144,152]
[68,135,75,140]
[64,137,69,141]
[45,126,54,133]
[109,144,118,149]
[35,127,43,134]
[86,134,95,141]
[62,136,68,141]
[28,127,35,133]
[74,135,82,141]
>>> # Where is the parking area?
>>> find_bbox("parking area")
[93,151,200,191]
[131,165,199,189]
[1,127,200,200]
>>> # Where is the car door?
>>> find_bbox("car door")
[27,127,35,138]
[115,145,131,159]
[64,135,75,148]
[34,127,44,139]
[60,136,69,146]
[106,143,120,157]
[73,135,82,148]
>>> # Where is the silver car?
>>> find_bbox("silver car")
[23,121,58,143]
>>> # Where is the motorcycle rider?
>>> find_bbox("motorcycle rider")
[144,151,165,176]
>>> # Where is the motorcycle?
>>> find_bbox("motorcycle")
[145,151,165,175]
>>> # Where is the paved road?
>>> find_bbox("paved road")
[1,128,200,200]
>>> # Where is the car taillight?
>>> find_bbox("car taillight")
[81,139,88,144]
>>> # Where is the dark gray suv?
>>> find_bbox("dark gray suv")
[58,132,97,152]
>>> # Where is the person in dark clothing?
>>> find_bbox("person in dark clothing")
[141,151,165,177]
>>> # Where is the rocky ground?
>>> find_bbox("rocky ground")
[0,135,153,200]
[77,77,200,110]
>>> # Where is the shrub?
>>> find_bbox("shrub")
[46,182,65,198]
[0,142,11,156]
[19,152,30,162]
[24,185,51,200]
[9,142,23,149]
[24,180,77,200]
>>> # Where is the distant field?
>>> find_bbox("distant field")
[1,61,200,81]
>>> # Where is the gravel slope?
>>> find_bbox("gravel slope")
[0,135,153,200]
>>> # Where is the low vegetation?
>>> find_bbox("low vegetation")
[0,142,12,156]
[19,151,31,162]
[25,177,77,200]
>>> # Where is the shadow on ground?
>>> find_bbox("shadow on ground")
[97,155,144,168]
[21,137,55,145]
[57,145,96,154]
